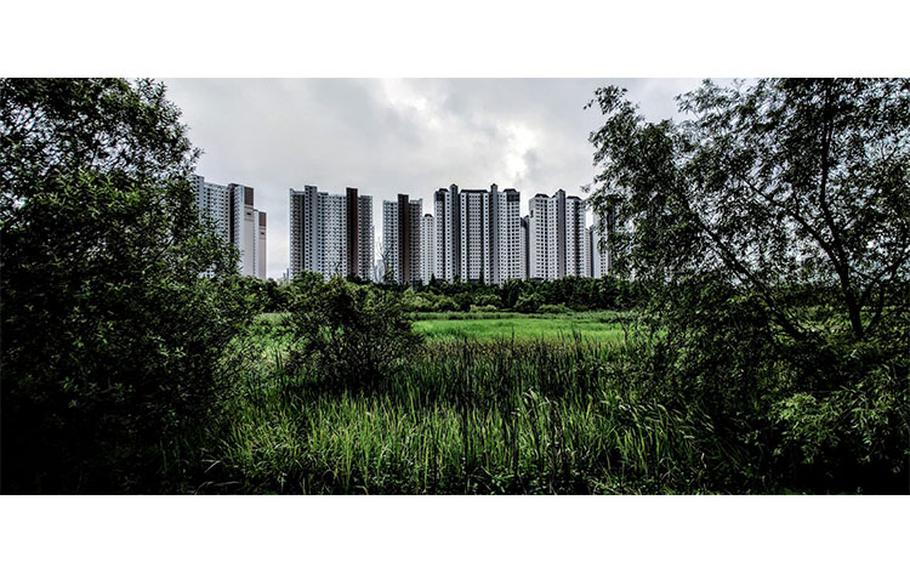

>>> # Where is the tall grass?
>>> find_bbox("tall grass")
[200,319,726,494]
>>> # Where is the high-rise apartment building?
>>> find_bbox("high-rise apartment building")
[256,211,267,279]
[318,192,347,277]
[434,184,460,282]
[520,215,530,280]
[288,185,373,280]
[289,185,319,277]
[528,193,557,280]
[459,189,491,283]
[382,194,422,285]
[192,174,267,279]
[345,187,374,280]
[192,175,231,242]
[492,186,522,284]
[421,213,436,284]
[431,183,521,285]
[527,189,585,281]
[565,196,586,278]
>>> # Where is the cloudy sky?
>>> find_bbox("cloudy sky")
[164,79,704,279]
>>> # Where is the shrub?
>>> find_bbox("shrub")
[432,296,459,312]
[286,278,422,390]
[400,289,437,312]
[514,292,543,313]
[472,293,502,308]
[469,304,499,313]
[539,303,571,314]
[453,292,474,311]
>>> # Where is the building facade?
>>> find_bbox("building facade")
[493,187,522,283]
[520,215,530,280]
[421,213,436,284]
[565,195,586,278]
[382,194,422,285]
[434,184,460,282]
[527,189,587,281]
[256,211,267,279]
[459,189,491,283]
[192,174,267,278]
[288,185,373,280]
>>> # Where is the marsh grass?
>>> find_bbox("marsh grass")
[201,316,724,494]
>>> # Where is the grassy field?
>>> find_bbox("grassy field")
[201,311,733,494]
[413,311,630,343]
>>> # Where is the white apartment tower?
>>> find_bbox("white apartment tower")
[288,185,373,280]
[318,192,347,277]
[192,175,231,242]
[382,194,422,285]
[381,200,399,282]
[585,224,608,278]
[350,189,374,281]
[432,183,523,284]
[192,175,267,279]
[434,184,460,282]
[289,185,320,276]
[421,213,436,284]
[459,189,491,283]
[565,196,586,278]
[256,211,267,279]
[493,186,522,283]
[528,193,558,280]
[527,189,584,281]
[586,205,616,277]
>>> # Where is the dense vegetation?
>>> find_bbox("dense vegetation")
[2,78,907,494]
[230,271,643,315]
[0,79,251,492]
[197,276,908,494]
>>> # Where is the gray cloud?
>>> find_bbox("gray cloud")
[163,78,705,278]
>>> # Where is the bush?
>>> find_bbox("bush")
[514,292,543,313]
[539,303,571,314]
[400,289,437,312]
[286,278,422,390]
[472,293,502,308]
[432,296,459,312]
[452,292,474,311]
[469,304,499,313]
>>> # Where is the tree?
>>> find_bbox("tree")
[587,79,910,342]
[1,79,247,492]
[586,79,910,492]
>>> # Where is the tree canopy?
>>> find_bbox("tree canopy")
[1,79,247,492]
[587,79,910,342]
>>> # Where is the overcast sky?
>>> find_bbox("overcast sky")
[164,78,704,279]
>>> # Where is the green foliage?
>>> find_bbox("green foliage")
[539,303,571,315]
[413,312,628,343]
[206,323,722,494]
[515,292,543,313]
[585,78,910,493]
[0,78,248,493]
[432,296,459,312]
[285,278,422,390]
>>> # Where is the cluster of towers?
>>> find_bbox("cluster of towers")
[288,186,374,281]
[288,183,613,286]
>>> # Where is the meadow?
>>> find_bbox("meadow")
[413,311,630,342]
